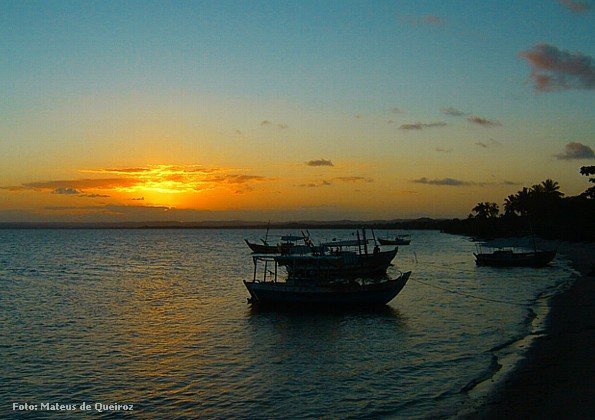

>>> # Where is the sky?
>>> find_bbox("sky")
[1,0,594,222]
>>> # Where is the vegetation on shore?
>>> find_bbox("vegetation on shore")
[441,166,595,241]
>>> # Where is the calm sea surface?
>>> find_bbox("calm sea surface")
[0,229,572,418]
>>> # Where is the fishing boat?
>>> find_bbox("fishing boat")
[275,229,398,278]
[378,234,411,246]
[245,231,309,254]
[474,236,556,267]
[244,255,411,307]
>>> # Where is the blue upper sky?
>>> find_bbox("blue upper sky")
[0,0,593,220]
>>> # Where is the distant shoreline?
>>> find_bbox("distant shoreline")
[0,218,448,230]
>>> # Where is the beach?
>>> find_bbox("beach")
[475,242,595,418]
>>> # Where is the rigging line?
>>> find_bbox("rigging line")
[409,277,533,306]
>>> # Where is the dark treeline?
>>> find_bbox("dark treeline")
[441,166,595,241]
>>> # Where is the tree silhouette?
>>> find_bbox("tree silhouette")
[580,166,595,199]
[472,202,499,219]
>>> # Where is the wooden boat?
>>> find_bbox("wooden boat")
[474,249,556,267]
[244,255,411,307]
[275,229,398,279]
[378,236,411,246]
[473,236,556,268]
[275,248,398,278]
[244,239,279,254]
[245,234,308,255]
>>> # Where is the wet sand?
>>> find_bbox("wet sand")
[475,241,595,418]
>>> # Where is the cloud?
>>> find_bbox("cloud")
[422,15,445,25]
[412,177,519,187]
[1,165,274,196]
[519,43,595,91]
[306,159,334,167]
[502,180,521,186]
[441,107,467,117]
[467,116,502,127]
[387,119,395,124]
[412,177,473,186]
[80,194,111,198]
[353,114,363,119]
[400,121,447,130]
[333,176,373,183]
[18,178,139,191]
[554,142,595,160]
[476,139,502,148]
[52,187,82,195]
[435,147,453,153]
[390,107,404,114]
[297,180,332,188]
[558,0,590,13]
[261,120,289,129]
[131,197,144,201]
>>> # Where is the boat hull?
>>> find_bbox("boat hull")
[474,250,556,267]
[244,272,411,307]
[275,248,398,278]
[378,238,411,246]
[245,240,277,254]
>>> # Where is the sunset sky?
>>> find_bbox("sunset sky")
[1,0,594,222]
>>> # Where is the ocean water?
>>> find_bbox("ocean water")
[0,229,572,418]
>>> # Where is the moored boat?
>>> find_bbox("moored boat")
[378,237,411,246]
[244,255,411,307]
[474,249,556,267]
[473,236,556,268]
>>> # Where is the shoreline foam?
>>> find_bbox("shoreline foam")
[465,241,595,418]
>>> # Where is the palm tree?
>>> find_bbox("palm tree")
[540,179,564,198]
[472,202,499,219]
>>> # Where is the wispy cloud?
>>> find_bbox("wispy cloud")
[519,44,594,91]
[412,177,473,186]
[441,107,468,117]
[412,177,515,187]
[475,139,502,148]
[334,176,373,183]
[422,14,445,25]
[558,0,591,13]
[261,120,289,129]
[402,14,446,27]
[81,193,111,198]
[52,187,82,195]
[467,116,502,127]
[400,121,447,130]
[435,147,453,153]
[390,107,404,114]
[297,180,332,188]
[306,159,334,167]
[554,142,595,160]
[1,165,273,196]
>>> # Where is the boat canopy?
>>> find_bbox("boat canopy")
[320,239,371,247]
[280,235,305,241]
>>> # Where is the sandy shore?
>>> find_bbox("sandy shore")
[473,241,595,418]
